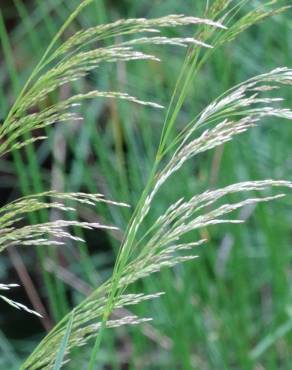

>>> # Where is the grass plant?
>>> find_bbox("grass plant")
[0,1,291,369]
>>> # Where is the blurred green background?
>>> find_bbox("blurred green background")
[0,1,292,369]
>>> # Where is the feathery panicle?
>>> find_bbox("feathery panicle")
[1,1,291,369]
[0,192,127,315]
[0,15,224,158]
[51,14,225,61]
[137,68,292,228]
[0,9,224,345]
[22,293,163,370]
[219,3,291,46]
[0,191,128,252]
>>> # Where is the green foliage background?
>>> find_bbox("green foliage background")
[0,1,291,369]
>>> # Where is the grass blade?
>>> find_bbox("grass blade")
[52,312,74,370]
